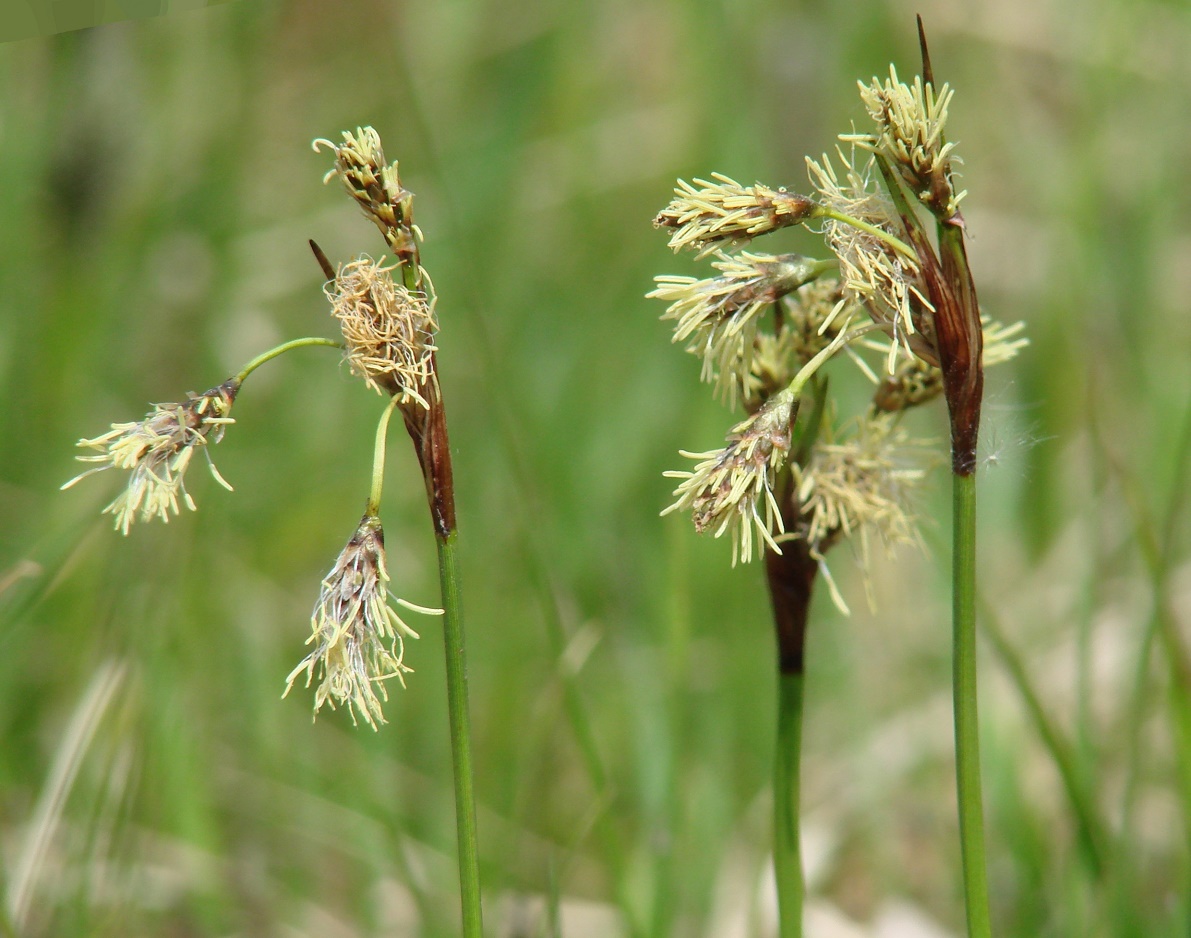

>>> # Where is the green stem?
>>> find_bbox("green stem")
[233,336,343,384]
[814,206,917,261]
[785,322,886,399]
[953,471,993,938]
[436,531,484,938]
[774,671,806,938]
[365,400,400,514]
[764,495,817,938]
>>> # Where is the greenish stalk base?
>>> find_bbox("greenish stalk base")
[775,671,805,938]
[436,532,484,938]
[953,471,993,938]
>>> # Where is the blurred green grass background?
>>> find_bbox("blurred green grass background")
[2,1,1190,935]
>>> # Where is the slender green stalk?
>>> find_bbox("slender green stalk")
[785,323,885,399]
[435,531,483,938]
[764,484,819,938]
[774,671,806,938]
[366,399,400,514]
[953,471,992,938]
[814,205,917,261]
[233,336,342,384]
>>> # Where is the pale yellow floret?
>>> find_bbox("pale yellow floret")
[284,513,441,730]
[61,382,238,535]
[662,390,798,566]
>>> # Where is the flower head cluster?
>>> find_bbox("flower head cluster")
[649,252,829,404]
[284,513,441,730]
[313,127,420,265]
[62,380,238,535]
[662,390,798,565]
[328,256,438,406]
[654,174,818,255]
[654,58,1025,600]
[844,65,964,217]
[872,354,944,412]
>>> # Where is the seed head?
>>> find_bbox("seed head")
[872,356,944,412]
[313,127,420,263]
[654,174,818,255]
[61,381,238,535]
[649,252,827,405]
[284,513,441,730]
[795,414,927,549]
[843,65,964,217]
[328,256,438,406]
[663,390,798,565]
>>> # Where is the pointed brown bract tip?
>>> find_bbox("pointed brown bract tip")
[309,239,336,281]
[917,16,935,87]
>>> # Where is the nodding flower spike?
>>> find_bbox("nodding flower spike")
[649,252,833,406]
[284,512,442,730]
[662,389,799,566]
[62,380,239,535]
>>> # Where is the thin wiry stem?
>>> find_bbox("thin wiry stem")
[774,672,805,938]
[367,399,400,514]
[435,531,483,938]
[815,205,917,262]
[233,336,343,384]
[952,472,992,938]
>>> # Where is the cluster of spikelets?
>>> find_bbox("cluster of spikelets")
[653,67,1026,603]
[288,129,449,728]
[62,127,446,729]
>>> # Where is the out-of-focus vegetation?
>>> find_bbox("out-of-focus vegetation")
[1,1,1189,935]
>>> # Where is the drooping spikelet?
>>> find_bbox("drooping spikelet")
[284,512,441,729]
[62,380,239,534]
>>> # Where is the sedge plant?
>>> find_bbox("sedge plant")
[61,127,484,937]
[652,24,1023,937]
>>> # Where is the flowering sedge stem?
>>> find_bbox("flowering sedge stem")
[774,671,806,938]
[953,471,992,938]
[366,399,400,514]
[234,337,343,385]
[787,322,886,399]
[765,471,819,938]
[814,206,917,262]
[435,530,484,938]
